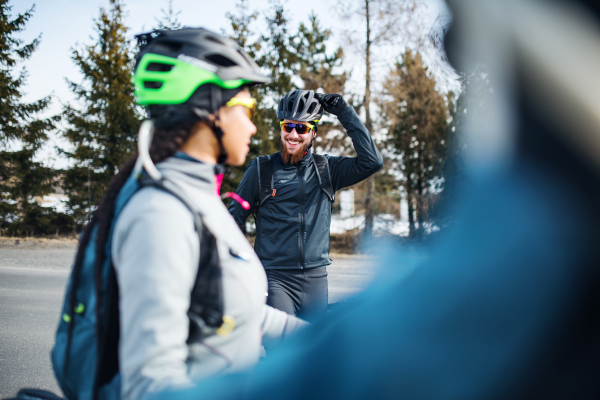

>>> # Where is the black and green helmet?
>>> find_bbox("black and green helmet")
[133,28,268,126]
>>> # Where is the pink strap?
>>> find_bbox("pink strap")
[215,173,224,196]
[215,172,250,209]
[222,192,250,210]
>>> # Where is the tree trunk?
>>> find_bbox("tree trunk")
[416,174,424,236]
[407,193,415,237]
[363,0,375,241]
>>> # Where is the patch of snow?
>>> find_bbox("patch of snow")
[331,214,409,237]
[36,194,68,214]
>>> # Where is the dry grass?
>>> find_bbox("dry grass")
[0,236,78,249]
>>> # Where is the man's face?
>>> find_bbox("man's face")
[280,119,316,164]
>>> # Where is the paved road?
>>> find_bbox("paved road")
[0,244,377,398]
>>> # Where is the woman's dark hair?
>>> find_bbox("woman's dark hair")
[91,121,198,276]
[67,121,198,387]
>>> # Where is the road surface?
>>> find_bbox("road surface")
[0,240,377,398]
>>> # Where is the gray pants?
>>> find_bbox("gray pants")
[266,267,328,322]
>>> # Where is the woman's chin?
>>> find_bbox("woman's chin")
[226,153,247,166]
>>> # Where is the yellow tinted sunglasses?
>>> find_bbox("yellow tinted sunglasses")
[226,97,257,119]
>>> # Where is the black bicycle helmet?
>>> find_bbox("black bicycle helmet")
[134,27,268,127]
[277,90,323,122]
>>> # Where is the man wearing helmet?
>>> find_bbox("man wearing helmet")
[229,90,383,321]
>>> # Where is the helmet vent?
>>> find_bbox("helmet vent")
[143,81,163,89]
[237,49,249,61]
[297,99,306,112]
[146,62,174,72]
[154,41,182,53]
[205,54,236,67]
[204,36,225,45]
[276,89,324,121]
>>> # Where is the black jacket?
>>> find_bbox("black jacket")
[229,107,383,269]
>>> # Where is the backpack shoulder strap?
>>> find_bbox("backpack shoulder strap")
[257,155,275,207]
[139,177,223,342]
[312,154,335,202]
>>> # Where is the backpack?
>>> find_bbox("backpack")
[51,174,223,400]
[256,153,335,207]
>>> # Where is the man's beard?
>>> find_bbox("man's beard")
[280,138,310,165]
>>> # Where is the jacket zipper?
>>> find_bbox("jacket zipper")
[297,164,305,268]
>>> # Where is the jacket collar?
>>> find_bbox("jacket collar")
[156,154,216,195]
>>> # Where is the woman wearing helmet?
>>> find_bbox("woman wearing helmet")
[70,28,306,400]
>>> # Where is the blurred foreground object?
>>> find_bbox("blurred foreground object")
[159,0,600,398]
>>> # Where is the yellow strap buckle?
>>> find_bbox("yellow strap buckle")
[216,315,236,337]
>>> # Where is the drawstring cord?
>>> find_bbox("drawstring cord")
[215,172,250,210]
[222,192,250,210]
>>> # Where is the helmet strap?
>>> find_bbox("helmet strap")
[304,131,317,157]
[209,86,228,164]
[193,107,228,164]
[211,111,228,164]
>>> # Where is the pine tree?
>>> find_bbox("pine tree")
[221,1,346,233]
[154,0,182,30]
[61,0,141,226]
[220,0,262,197]
[256,0,297,151]
[381,49,449,238]
[0,1,62,236]
[224,0,258,52]
[295,13,348,157]
[220,0,296,196]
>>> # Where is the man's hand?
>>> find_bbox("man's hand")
[314,93,350,116]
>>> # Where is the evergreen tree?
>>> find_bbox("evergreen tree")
[224,0,258,52]
[381,49,449,238]
[296,13,346,94]
[256,0,297,151]
[221,0,263,197]
[61,0,141,226]
[154,0,182,30]
[221,1,347,233]
[0,1,62,236]
[295,13,348,157]
[221,0,296,196]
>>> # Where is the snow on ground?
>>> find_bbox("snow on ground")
[330,214,409,236]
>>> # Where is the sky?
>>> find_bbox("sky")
[11,0,455,168]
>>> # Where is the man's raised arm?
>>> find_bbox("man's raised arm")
[315,93,384,191]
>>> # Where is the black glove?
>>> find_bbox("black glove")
[314,93,350,116]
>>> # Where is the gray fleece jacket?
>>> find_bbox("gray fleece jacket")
[111,155,306,400]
